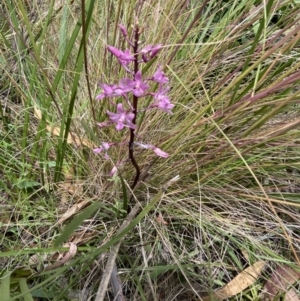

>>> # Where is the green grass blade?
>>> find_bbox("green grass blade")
[0,271,11,301]
[54,202,103,247]
[119,175,128,218]
[18,278,34,301]
[54,0,96,181]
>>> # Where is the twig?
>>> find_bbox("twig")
[110,264,126,301]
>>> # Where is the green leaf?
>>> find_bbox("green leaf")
[15,179,41,190]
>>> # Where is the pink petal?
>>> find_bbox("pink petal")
[153,147,169,158]
[116,103,125,114]
[153,67,169,83]
[107,46,122,57]
[116,122,125,131]
[135,70,142,81]
[150,44,162,57]
[106,111,120,123]
[140,45,153,54]
[93,147,103,154]
[96,121,110,128]
[125,119,137,130]
[101,142,110,151]
[110,166,118,176]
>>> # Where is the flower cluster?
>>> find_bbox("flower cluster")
[93,23,174,177]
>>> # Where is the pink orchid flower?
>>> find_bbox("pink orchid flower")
[153,87,174,114]
[140,44,162,62]
[107,103,136,131]
[107,46,134,67]
[135,142,169,158]
[152,66,169,84]
[93,142,111,159]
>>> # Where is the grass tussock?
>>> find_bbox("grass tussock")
[1,0,300,300]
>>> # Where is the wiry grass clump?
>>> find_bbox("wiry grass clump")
[1,0,300,300]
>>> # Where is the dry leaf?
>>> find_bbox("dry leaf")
[46,124,95,148]
[263,265,300,300]
[44,243,78,271]
[29,243,77,272]
[60,242,77,262]
[240,248,250,263]
[57,168,84,205]
[58,179,83,197]
[70,230,96,245]
[33,105,95,148]
[202,260,266,301]
[57,200,91,225]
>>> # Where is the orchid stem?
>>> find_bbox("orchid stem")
[129,23,141,190]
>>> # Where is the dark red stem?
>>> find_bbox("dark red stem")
[129,24,141,190]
